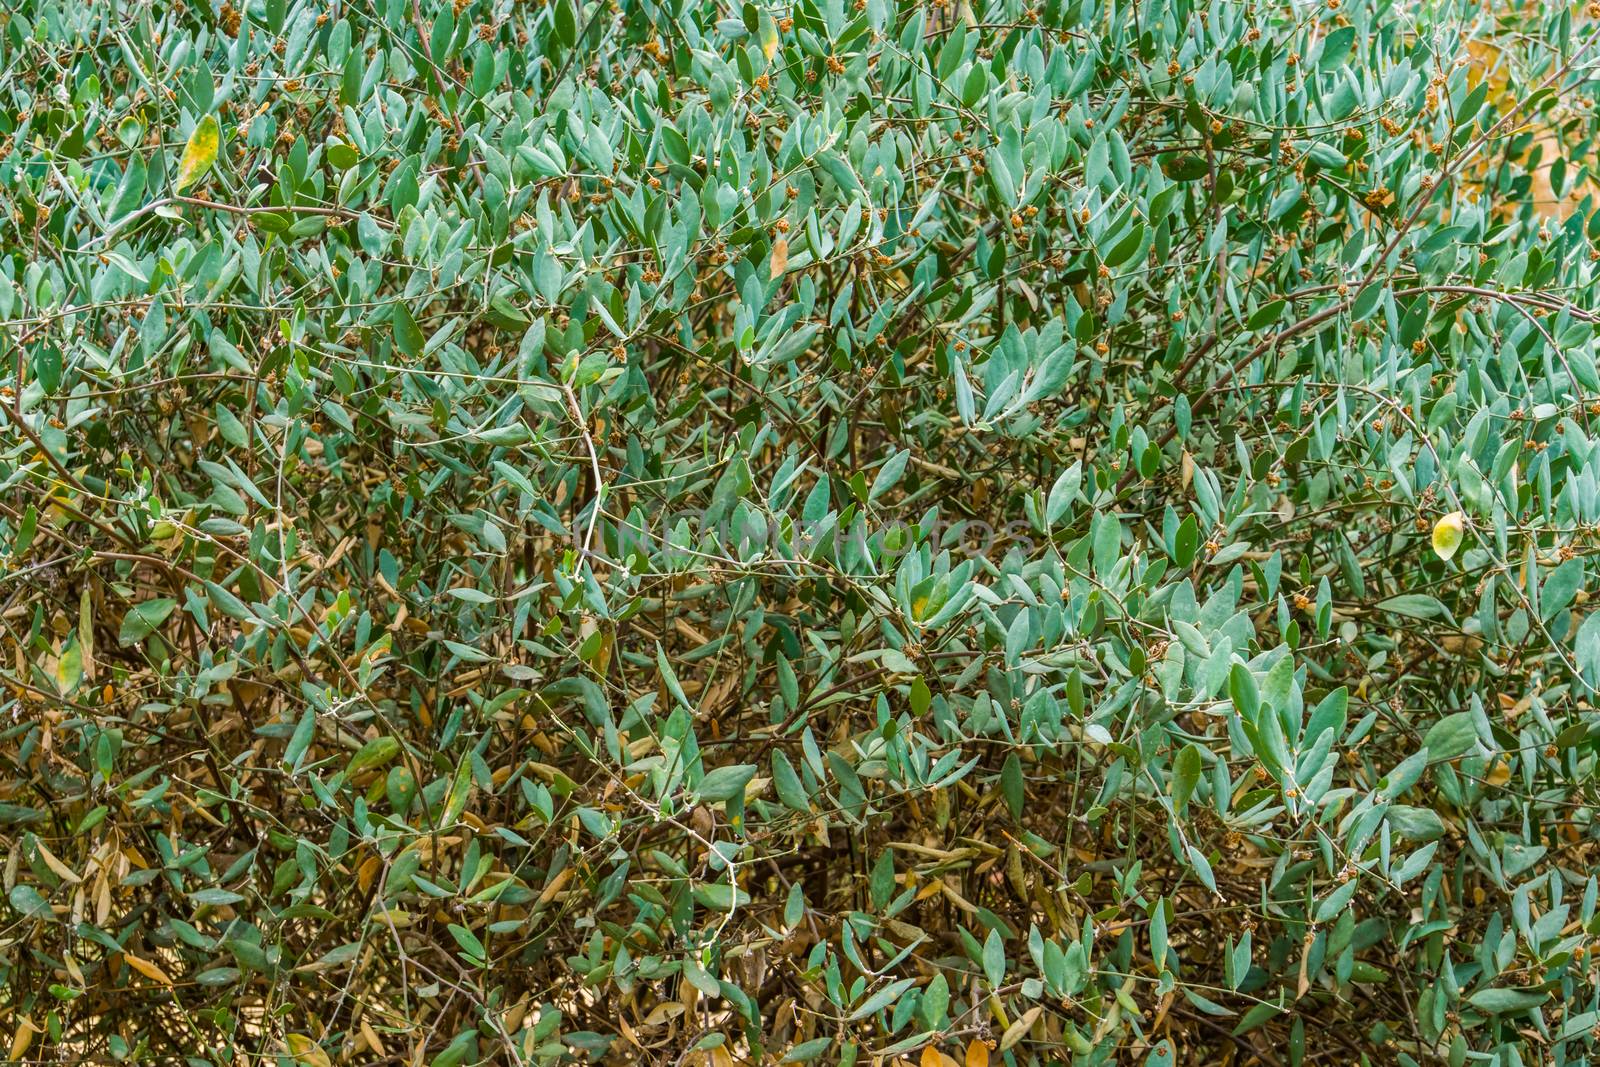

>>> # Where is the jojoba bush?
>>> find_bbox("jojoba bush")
[5,0,1600,1064]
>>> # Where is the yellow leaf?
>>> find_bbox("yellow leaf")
[537,866,573,905]
[965,1039,990,1067]
[123,953,173,985]
[35,839,81,884]
[79,585,95,683]
[285,1034,333,1067]
[359,1020,387,1057]
[1431,510,1465,561]
[921,1047,942,1067]
[9,1016,37,1061]
[999,1006,1041,1052]
[770,236,789,280]
[174,115,220,193]
[357,853,382,892]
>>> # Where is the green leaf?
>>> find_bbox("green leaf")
[1455,81,1490,127]
[1229,664,1260,722]
[1467,988,1549,1014]
[1376,594,1447,620]
[392,302,424,359]
[847,977,917,1022]
[34,346,61,393]
[1313,877,1359,922]
[1423,712,1480,761]
[982,928,1006,988]
[327,142,359,169]
[1171,743,1202,814]
[961,65,986,107]
[780,1039,834,1063]
[1247,300,1286,330]
[1541,558,1584,621]
[1001,752,1024,821]
[697,763,757,802]
[118,598,177,645]
[920,972,949,1028]
[447,923,487,963]
[9,884,52,920]
[771,751,811,813]
[191,888,246,905]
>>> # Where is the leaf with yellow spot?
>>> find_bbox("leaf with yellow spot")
[174,114,220,193]
[441,757,474,825]
[760,11,780,59]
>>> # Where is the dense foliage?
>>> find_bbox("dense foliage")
[8,0,1600,1063]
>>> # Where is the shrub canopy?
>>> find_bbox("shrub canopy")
[6,0,1600,1064]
